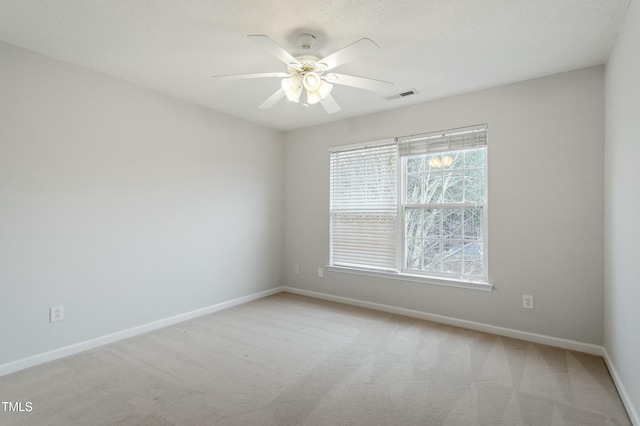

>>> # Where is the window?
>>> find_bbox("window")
[329,124,488,284]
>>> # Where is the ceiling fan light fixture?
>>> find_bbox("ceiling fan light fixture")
[303,72,322,91]
[306,89,322,105]
[281,76,302,102]
[306,80,333,105]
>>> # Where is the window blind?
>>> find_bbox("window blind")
[329,141,398,271]
[398,124,487,156]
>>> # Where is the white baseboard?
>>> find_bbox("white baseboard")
[603,348,639,426]
[283,286,605,356]
[0,286,284,377]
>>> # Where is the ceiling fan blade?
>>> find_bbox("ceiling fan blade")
[320,94,341,114]
[326,73,394,93]
[212,72,289,80]
[258,88,285,109]
[248,34,300,65]
[318,38,380,71]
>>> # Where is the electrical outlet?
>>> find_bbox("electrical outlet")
[50,305,64,322]
[293,264,299,274]
[522,295,534,310]
[317,267,324,278]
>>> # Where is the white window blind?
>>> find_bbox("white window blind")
[398,124,487,156]
[329,141,398,271]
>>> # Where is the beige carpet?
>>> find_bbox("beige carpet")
[0,293,631,425]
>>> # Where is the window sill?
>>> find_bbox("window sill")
[325,265,494,292]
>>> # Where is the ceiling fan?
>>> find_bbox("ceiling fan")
[212,34,394,114]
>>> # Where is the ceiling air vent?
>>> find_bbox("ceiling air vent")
[385,89,418,101]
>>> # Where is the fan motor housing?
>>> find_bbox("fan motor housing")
[289,55,327,76]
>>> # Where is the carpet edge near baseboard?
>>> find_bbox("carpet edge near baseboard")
[603,348,640,426]
[282,286,604,356]
[0,286,285,377]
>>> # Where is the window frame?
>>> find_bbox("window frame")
[398,147,488,282]
[328,125,492,291]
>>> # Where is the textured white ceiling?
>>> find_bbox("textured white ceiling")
[0,0,631,131]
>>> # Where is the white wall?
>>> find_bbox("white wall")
[0,41,284,366]
[604,0,640,421]
[284,66,605,345]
